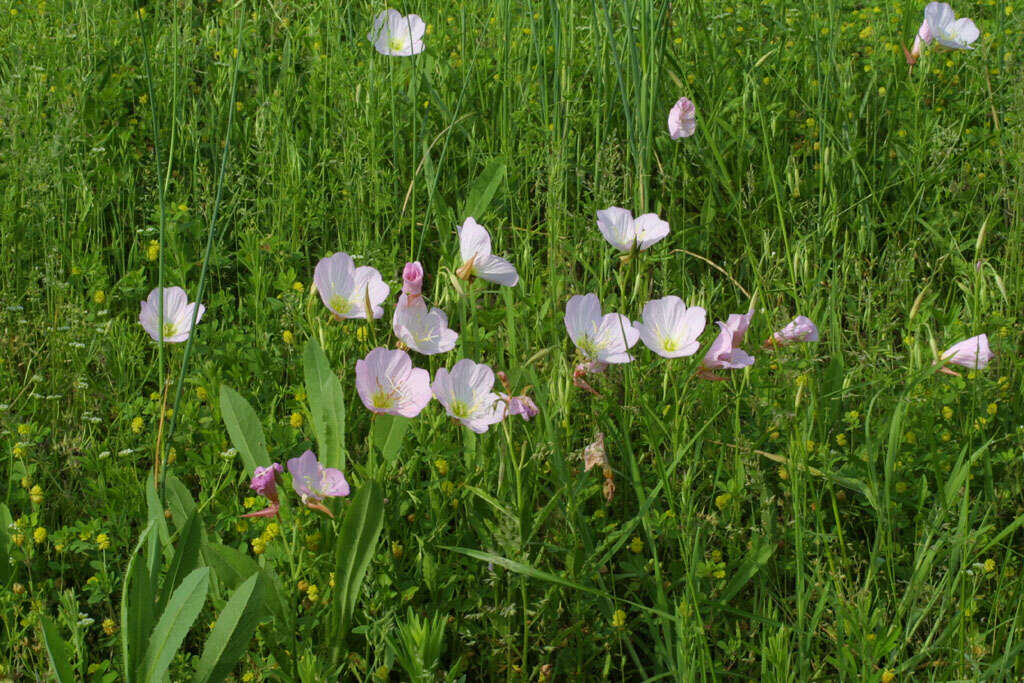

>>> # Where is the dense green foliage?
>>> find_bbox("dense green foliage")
[2,0,1023,679]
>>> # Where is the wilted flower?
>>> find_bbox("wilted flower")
[938,334,992,375]
[565,293,639,365]
[242,463,284,518]
[355,347,433,417]
[138,286,205,343]
[496,371,539,421]
[581,432,615,502]
[668,97,697,139]
[287,451,350,517]
[764,315,819,348]
[368,9,426,56]
[431,359,505,433]
[633,296,706,358]
[595,207,670,253]
[698,311,755,380]
[907,2,979,63]
[313,252,389,320]
[455,217,519,287]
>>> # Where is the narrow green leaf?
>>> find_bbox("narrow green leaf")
[370,414,410,464]
[192,573,265,683]
[460,158,506,220]
[145,476,171,552]
[220,385,271,474]
[155,509,203,617]
[202,541,260,593]
[40,615,76,683]
[0,503,12,584]
[717,537,775,604]
[121,523,155,683]
[164,473,198,534]
[331,481,385,644]
[140,568,210,683]
[303,339,347,470]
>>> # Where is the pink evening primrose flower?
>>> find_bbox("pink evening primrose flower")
[313,252,390,320]
[355,347,433,417]
[368,9,425,56]
[242,463,284,518]
[287,451,350,517]
[633,296,706,358]
[393,294,459,355]
[564,293,639,365]
[139,286,206,343]
[908,2,979,63]
[668,97,697,139]
[595,207,670,253]
[938,334,993,375]
[764,315,819,349]
[431,359,505,433]
[455,217,519,287]
[698,311,755,380]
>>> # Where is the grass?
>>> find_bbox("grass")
[2,0,1024,679]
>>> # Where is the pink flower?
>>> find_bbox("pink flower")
[938,334,992,375]
[392,296,459,355]
[242,463,284,518]
[668,97,697,139]
[313,252,389,320]
[431,359,505,433]
[596,207,670,253]
[455,217,519,287]
[355,347,433,417]
[368,9,426,57]
[139,286,206,343]
[698,311,755,380]
[765,315,819,348]
[402,261,424,299]
[287,451,350,517]
[633,296,706,358]
[564,293,639,365]
[907,3,979,64]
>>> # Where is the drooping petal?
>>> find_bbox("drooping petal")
[458,217,493,264]
[768,315,819,347]
[668,97,697,139]
[940,334,993,370]
[473,254,519,286]
[595,207,636,252]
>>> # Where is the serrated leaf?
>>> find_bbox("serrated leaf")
[140,568,209,683]
[220,385,271,474]
[303,339,347,471]
[192,573,265,683]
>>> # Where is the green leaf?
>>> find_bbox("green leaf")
[303,339,347,471]
[717,536,775,604]
[202,542,260,594]
[121,523,155,683]
[164,473,198,534]
[140,568,210,683]
[40,615,76,683]
[460,158,506,220]
[0,504,12,584]
[192,573,265,683]
[220,385,271,474]
[370,415,410,464]
[155,509,203,617]
[331,481,385,649]
[145,476,171,552]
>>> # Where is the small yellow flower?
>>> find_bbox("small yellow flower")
[146,240,159,262]
[102,618,117,635]
[904,431,916,445]
[241,673,256,683]
[93,290,105,304]
[710,550,722,562]
[29,485,44,505]
[881,670,895,683]
[292,281,304,293]
[942,406,953,420]
[265,522,280,540]
[984,558,996,573]
[712,569,726,579]
[777,466,789,481]
[715,493,731,510]
[941,431,952,442]
[131,416,144,433]
[290,412,303,428]
[434,459,449,476]
[611,609,627,628]
[13,446,24,458]
[629,537,644,554]
[235,101,243,112]
[11,532,25,547]
[836,433,848,447]
[96,533,111,551]
[356,326,368,343]
[196,386,208,401]
[306,584,319,602]
[294,389,307,402]
[305,532,321,552]
[251,538,266,555]
[33,527,47,544]
[859,25,873,39]
[17,423,32,436]
[243,496,257,509]
[987,403,998,416]
[282,330,294,345]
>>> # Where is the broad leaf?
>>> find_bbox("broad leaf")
[192,573,265,683]
[220,385,271,473]
[303,339,347,470]
[140,568,209,683]
[331,481,385,649]
[40,615,76,683]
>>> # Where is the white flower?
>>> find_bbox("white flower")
[767,316,819,347]
[633,296,706,358]
[431,359,505,433]
[595,207,670,253]
[668,97,697,139]
[456,217,519,287]
[564,293,639,365]
[138,286,205,343]
[923,2,979,50]
[368,9,426,57]
[392,295,458,355]
[313,252,390,320]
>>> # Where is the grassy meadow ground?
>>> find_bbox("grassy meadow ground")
[2,0,1024,679]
